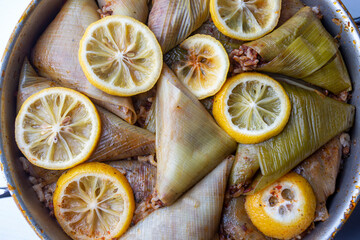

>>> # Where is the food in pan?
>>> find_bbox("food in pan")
[14,0,355,239]
[213,72,291,144]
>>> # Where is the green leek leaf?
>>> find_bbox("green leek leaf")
[230,81,354,194]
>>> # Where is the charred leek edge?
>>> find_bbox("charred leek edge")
[303,51,352,94]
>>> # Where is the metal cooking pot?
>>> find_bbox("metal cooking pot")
[0,0,359,239]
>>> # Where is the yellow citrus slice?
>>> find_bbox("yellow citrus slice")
[79,15,163,96]
[15,87,101,170]
[172,34,230,99]
[210,0,282,41]
[53,162,135,240]
[213,73,291,144]
[245,172,316,239]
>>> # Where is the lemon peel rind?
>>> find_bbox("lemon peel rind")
[53,162,135,240]
[245,172,316,239]
[15,87,101,170]
[79,15,163,97]
[213,73,291,144]
[210,0,282,41]
[176,34,230,100]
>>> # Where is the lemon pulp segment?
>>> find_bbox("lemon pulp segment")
[210,0,281,40]
[79,16,163,96]
[245,172,316,239]
[172,34,230,99]
[213,73,291,144]
[15,87,101,170]
[53,162,135,240]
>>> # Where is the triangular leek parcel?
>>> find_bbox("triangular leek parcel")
[229,81,354,193]
[31,0,136,124]
[148,0,210,53]
[17,59,156,162]
[120,158,233,240]
[242,7,351,94]
[156,65,237,205]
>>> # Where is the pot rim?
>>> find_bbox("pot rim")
[0,1,48,239]
[0,0,359,239]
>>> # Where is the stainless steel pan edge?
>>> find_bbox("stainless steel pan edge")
[300,1,360,239]
[0,0,70,239]
[0,0,359,239]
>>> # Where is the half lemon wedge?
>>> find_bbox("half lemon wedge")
[245,172,316,239]
[210,0,282,41]
[53,162,135,240]
[172,34,230,99]
[213,73,291,144]
[15,87,101,170]
[79,16,163,96]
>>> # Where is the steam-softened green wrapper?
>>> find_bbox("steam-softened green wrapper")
[256,7,337,77]
[156,65,237,205]
[121,158,233,240]
[230,81,355,193]
[229,145,260,186]
[31,0,137,124]
[303,51,352,94]
[243,6,351,94]
[148,0,210,53]
[18,59,156,163]
[258,34,337,79]
[245,7,327,62]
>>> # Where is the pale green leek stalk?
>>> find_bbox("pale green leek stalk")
[120,157,233,240]
[31,0,136,124]
[245,7,351,94]
[230,81,354,194]
[155,65,237,205]
[148,0,210,53]
[18,59,156,163]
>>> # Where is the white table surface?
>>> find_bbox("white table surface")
[0,1,359,239]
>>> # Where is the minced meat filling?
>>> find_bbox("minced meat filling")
[229,46,264,74]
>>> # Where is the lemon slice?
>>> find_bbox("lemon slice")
[245,172,316,239]
[79,16,163,96]
[172,34,230,99]
[15,87,101,170]
[53,162,135,240]
[213,73,291,144]
[210,0,282,40]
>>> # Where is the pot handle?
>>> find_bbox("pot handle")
[0,187,10,199]
[355,17,360,25]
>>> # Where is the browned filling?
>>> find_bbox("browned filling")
[229,46,264,74]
